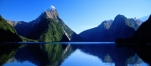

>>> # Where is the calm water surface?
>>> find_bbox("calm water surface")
[2,42,149,66]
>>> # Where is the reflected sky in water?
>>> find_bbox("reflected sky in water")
[2,42,150,66]
[3,61,36,66]
[61,49,115,66]
[61,49,149,66]
[18,42,115,44]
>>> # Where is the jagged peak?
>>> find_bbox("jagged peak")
[41,5,59,19]
[133,17,140,20]
[45,5,56,11]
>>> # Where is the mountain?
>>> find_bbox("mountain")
[7,20,32,37]
[129,15,151,65]
[115,15,151,65]
[0,15,22,42]
[79,20,113,41]
[132,15,151,41]
[79,15,142,42]
[0,5,82,66]
[139,15,150,22]
[0,11,72,66]
[116,15,151,43]
[7,6,83,42]
[0,15,22,65]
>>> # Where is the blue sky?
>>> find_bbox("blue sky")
[0,0,151,34]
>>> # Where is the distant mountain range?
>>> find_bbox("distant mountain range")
[79,14,143,42]
[0,5,151,66]
[139,15,150,22]
[1,6,149,42]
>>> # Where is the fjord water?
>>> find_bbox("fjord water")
[2,42,149,66]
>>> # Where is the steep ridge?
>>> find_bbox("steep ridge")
[0,15,22,65]
[0,15,22,42]
[79,20,113,41]
[107,15,135,41]
[27,15,65,42]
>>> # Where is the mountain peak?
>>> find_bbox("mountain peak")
[114,14,127,22]
[45,5,56,11]
[50,5,55,9]
[42,5,59,20]
[115,14,125,18]
[111,14,129,28]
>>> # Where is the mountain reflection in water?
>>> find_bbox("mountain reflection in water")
[1,42,149,66]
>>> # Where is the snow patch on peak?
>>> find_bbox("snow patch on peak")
[51,5,55,9]
[45,5,56,11]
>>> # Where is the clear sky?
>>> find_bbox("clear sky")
[0,0,151,34]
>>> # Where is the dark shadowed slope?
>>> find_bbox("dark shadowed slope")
[79,15,141,42]
[132,15,151,42]
[0,15,22,42]
[116,15,151,65]
[0,15,22,65]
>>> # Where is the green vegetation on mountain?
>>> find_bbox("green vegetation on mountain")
[0,15,16,34]
[0,15,37,65]
[0,15,22,42]
[19,36,38,42]
[0,44,19,65]
[27,17,66,42]
[0,15,22,65]
[0,13,70,66]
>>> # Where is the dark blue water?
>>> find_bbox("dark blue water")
[2,42,149,66]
